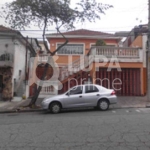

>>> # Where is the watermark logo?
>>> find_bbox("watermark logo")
[28,55,122,91]
[28,56,63,90]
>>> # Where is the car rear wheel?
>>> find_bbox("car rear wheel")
[50,102,61,114]
[98,99,109,111]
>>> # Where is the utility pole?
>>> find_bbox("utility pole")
[147,0,150,102]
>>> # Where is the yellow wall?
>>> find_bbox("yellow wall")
[49,38,119,65]
[95,62,143,68]
[130,35,142,48]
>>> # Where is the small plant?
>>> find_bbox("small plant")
[95,39,106,46]
[22,95,26,100]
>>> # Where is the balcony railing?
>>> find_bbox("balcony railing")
[90,46,141,58]
[38,54,48,63]
[37,81,58,95]
[40,86,54,94]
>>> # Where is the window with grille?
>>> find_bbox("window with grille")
[57,44,84,55]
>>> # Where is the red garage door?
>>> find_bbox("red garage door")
[96,68,141,96]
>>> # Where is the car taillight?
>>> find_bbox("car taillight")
[111,91,116,95]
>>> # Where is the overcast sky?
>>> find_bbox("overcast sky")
[0,0,148,39]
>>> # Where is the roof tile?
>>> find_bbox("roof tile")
[0,25,12,31]
[52,29,113,36]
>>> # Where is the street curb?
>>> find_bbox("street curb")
[0,106,148,114]
[145,102,150,108]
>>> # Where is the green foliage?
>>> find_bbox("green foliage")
[0,0,113,30]
[95,39,106,46]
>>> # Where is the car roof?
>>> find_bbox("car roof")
[75,84,105,88]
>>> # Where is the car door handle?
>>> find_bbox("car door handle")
[79,96,82,98]
[96,94,100,96]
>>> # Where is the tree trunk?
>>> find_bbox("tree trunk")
[29,64,49,107]
[28,21,68,107]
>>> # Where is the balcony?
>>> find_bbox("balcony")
[90,46,143,62]
[0,53,13,67]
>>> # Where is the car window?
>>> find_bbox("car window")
[69,86,83,95]
[85,85,99,93]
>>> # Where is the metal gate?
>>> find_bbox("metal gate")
[96,68,141,96]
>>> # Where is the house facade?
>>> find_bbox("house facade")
[122,24,148,95]
[0,25,37,100]
[33,29,145,97]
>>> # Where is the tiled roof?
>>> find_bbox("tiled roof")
[51,29,114,36]
[0,25,21,34]
[0,25,12,31]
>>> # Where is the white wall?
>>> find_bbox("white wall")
[12,39,26,97]
[13,40,26,81]
[0,36,33,98]
[0,38,15,56]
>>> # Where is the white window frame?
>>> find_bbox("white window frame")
[56,43,85,55]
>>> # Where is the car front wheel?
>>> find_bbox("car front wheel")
[98,99,109,111]
[50,102,61,114]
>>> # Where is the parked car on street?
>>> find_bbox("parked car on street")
[41,84,117,113]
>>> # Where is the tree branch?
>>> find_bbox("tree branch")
[43,17,52,55]
[51,27,68,56]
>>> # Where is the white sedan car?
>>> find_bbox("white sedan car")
[41,84,117,113]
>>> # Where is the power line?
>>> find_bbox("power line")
[0,33,147,40]
[10,25,144,32]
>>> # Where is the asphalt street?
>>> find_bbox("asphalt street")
[1,108,150,150]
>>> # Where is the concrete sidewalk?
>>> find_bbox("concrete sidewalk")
[0,97,43,113]
[112,96,147,108]
[0,96,149,113]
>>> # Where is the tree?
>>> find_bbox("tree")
[95,39,106,46]
[0,0,113,108]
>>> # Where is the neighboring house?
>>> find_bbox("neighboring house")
[122,24,148,95]
[30,28,144,97]
[0,25,37,100]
